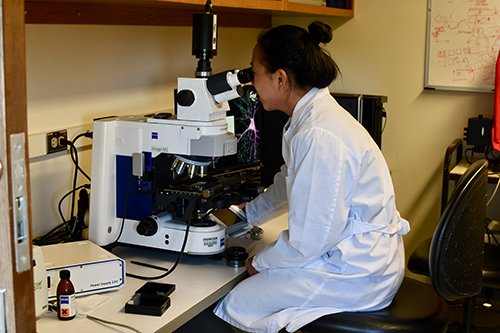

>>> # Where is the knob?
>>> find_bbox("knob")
[225,246,249,268]
[154,112,173,119]
[165,203,177,214]
[177,89,195,107]
[136,216,158,236]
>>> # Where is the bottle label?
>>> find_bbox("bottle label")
[59,294,75,318]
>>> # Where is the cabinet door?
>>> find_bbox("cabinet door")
[0,0,36,331]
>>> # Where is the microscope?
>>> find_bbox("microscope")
[88,1,257,255]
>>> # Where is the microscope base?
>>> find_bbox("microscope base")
[116,219,226,255]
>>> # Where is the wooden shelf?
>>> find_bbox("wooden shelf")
[24,0,354,27]
[24,1,274,27]
[285,1,352,17]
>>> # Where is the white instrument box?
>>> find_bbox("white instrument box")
[41,240,125,300]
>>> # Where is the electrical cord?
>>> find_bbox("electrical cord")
[32,223,68,245]
[380,107,387,134]
[482,146,500,172]
[33,222,65,244]
[464,147,475,165]
[48,304,142,333]
[33,183,91,245]
[85,314,142,333]
[464,145,500,171]
[103,175,136,250]
[126,197,200,281]
[65,132,92,238]
[58,184,91,235]
[485,218,500,247]
[487,174,500,207]
[67,132,92,182]
[34,131,93,245]
[103,173,200,280]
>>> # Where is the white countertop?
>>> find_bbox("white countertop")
[36,213,288,333]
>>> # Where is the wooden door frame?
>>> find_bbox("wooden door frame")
[0,0,36,330]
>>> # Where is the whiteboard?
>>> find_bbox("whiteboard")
[425,0,500,92]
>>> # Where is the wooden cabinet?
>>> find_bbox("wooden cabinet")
[24,0,354,28]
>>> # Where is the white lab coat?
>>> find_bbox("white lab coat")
[214,87,410,333]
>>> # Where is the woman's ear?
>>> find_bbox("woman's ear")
[275,69,288,90]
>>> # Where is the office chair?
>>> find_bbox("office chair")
[300,159,489,333]
[408,159,500,332]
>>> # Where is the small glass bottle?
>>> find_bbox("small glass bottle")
[57,269,76,320]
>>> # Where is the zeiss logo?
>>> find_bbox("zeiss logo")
[152,132,158,140]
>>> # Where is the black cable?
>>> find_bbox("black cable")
[485,146,500,172]
[130,261,169,271]
[126,198,200,281]
[36,183,89,245]
[41,183,91,244]
[114,176,136,245]
[485,218,500,247]
[35,131,93,245]
[101,175,135,251]
[58,184,90,233]
[76,188,89,232]
[67,132,92,182]
[486,218,491,244]
[56,131,92,240]
[33,223,68,245]
[67,133,91,235]
[69,144,79,236]
[380,107,387,134]
[33,222,65,243]
[464,148,475,165]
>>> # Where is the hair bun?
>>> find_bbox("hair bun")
[308,21,333,44]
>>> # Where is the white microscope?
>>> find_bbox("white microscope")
[88,1,255,256]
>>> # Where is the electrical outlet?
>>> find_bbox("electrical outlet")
[46,130,67,154]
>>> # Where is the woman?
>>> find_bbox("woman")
[214,21,410,333]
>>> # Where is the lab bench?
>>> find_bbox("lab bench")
[36,213,288,333]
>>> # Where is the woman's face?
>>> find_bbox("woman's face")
[251,45,281,111]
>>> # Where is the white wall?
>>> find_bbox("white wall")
[26,0,497,279]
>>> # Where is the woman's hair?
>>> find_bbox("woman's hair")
[257,21,340,90]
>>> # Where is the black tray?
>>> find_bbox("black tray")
[124,282,175,316]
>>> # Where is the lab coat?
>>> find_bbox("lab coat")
[214,87,410,333]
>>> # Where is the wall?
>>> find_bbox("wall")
[26,0,497,279]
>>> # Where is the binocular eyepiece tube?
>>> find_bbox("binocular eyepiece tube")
[207,67,254,104]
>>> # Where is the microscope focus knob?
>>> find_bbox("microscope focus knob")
[177,89,195,107]
[165,203,177,214]
[136,216,159,237]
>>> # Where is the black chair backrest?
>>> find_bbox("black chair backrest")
[429,159,488,302]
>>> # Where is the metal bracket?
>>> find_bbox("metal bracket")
[0,288,6,333]
[10,133,30,273]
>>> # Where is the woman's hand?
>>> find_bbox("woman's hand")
[237,202,247,211]
[246,256,259,276]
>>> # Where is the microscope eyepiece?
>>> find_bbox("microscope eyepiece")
[237,67,253,85]
[206,68,253,104]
